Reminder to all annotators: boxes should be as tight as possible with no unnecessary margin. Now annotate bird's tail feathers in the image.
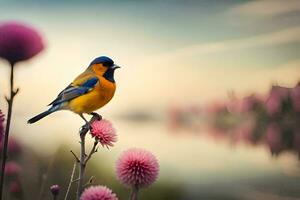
[27,105,60,124]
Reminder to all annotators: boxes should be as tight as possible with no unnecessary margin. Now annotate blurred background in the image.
[0,0,300,199]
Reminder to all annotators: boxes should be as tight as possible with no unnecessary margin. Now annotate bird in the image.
[28,56,120,124]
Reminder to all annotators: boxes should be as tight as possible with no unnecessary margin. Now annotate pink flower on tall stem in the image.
[90,119,117,148]
[80,185,118,200]
[116,148,159,188]
[0,22,44,64]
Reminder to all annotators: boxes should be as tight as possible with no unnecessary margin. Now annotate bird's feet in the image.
[91,112,102,121]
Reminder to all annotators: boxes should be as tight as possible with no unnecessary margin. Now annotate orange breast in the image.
[68,77,116,114]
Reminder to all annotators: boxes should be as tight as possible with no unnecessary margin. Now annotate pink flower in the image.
[80,185,118,200]
[0,111,4,143]
[116,148,159,188]
[90,119,117,148]
[0,21,44,64]
[5,161,21,177]
[0,138,22,156]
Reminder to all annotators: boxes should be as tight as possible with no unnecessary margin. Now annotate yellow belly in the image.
[68,79,116,114]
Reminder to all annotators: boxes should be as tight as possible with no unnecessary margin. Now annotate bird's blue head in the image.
[89,56,120,83]
[89,56,115,68]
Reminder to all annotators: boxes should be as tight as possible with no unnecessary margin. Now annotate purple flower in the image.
[50,185,60,196]
[116,148,159,188]
[80,185,118,200]
[0,21,44,64]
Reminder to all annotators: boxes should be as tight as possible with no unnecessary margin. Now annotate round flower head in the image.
[50,184,60,196]
[90,119,117,148]
[116,148,159,188]
[0,22,44,64]
[80,185,118,200]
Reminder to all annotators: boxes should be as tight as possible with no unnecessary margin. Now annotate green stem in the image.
[129,186,139,200]
[0,63,19,200]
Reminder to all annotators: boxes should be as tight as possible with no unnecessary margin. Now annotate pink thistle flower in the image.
[116,148,159,188]
[0,21,44,64]
[90,119,117,148]
[5,161,21,177]
[80,185,118,200]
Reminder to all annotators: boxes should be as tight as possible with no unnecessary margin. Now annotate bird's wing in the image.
[48,74,99,106]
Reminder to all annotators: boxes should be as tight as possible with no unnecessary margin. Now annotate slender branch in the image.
[76,129,86,200]
[83,176,95,187]
[38,151,56,200]
[0,63,19,200]
[76,114,101,200]
[70,150,80,163]
[64,162,77,200]
[84,140,98,165]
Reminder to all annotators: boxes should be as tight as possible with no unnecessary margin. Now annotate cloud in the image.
[229,0,300,18]
[158,26,300,59]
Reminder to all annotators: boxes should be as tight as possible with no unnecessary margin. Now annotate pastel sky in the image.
[0,0,299,184]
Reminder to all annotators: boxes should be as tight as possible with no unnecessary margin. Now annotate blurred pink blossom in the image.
[80,185,118,200]
[90,119,117,148]
[265,86,289,116]
[0,138,22,155]
[116,148,159,188]
[5,161,21,177]
[0,21,44,64]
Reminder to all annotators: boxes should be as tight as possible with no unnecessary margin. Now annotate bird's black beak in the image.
[112,64,121,70]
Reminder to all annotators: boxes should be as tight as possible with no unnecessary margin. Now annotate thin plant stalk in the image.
[76,115,100,200]
[76,131,87,200]
[64,162,77,200]
[129,186,139,200]
[0,63,19,200]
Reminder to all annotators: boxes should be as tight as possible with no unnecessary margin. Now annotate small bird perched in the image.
[28,56,120,124]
